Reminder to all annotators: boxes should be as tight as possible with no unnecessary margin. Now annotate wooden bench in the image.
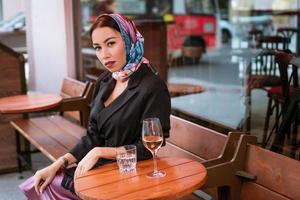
[10,78,94,174]
[203,134,300,200]
[158,115,242,199]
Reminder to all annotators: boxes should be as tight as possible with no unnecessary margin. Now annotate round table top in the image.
[0,93,63,114]
[75,157,207,200]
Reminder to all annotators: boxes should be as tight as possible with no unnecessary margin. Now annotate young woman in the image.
[20,13,170,199]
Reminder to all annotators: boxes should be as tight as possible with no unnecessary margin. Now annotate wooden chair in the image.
[277,27,299,54]
[262,50,298,148]
[11,78,94,175]
[0,42,26,173]
[245,50,280,132]
[257,35,290,50]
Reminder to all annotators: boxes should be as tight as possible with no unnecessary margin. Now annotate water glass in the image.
[116,145,137,173]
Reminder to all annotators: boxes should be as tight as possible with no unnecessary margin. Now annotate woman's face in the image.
[92,27,126,72]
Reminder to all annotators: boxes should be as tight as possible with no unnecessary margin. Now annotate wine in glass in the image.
[142,117,165,178]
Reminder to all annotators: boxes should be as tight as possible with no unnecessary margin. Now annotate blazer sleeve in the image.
[134,82,171,161]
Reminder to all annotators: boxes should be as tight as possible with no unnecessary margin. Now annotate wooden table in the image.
[75,157,207,200]
[167,83,205,97]
[0,93,62,114]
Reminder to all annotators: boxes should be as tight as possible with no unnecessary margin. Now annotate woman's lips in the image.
[104,61,116,68]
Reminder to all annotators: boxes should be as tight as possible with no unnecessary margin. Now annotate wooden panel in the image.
[11,116,86,162]
[60,77,86,98]
[136,20,168,81]
[240,182,289,200]
[60,77,87,122]
[0,42,25,172]
[244,144,300,199]
[0,114,20,172]
[168,115,227,160]
[0,43,26,93]
[158,141,205,162]
[47,115,86,139]
[29,117,84,150]
[11,119,69,161]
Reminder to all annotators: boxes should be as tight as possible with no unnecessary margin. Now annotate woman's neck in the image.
[104,79,128,107]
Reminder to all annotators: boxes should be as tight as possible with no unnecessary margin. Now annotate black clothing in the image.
[69,64,171,166]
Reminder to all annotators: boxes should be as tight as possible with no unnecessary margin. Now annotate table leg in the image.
[15,130,23,179]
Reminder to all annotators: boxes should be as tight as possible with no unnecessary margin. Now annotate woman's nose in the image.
[100,47,110,59]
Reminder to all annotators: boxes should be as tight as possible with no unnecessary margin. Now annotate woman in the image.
[19,13,170,199]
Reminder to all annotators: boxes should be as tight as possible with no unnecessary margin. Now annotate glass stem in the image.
[152,150,158,173]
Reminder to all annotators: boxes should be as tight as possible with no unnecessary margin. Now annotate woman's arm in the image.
[74,146,124,178]
[33,153,77,194]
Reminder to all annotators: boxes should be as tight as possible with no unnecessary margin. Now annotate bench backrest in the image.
[158,115,241,200]
[59,77,88,122]
[158,115,239,162]
[240,144,300,200]
[40,77,94,128]
[0,43,26,96]
[203,134,300,200]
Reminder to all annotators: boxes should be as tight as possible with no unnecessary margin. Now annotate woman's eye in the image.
[107,42,115,47]
[94,46,101,51]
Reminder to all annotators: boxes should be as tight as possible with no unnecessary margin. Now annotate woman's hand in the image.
[74,147,100,179]
[33,165,58,195]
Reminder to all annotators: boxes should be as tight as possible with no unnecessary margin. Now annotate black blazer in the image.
[69,64,171,166]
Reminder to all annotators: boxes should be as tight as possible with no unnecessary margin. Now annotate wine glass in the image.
[142,117,166,178]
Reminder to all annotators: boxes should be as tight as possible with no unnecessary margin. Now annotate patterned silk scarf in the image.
[102,14,149,82]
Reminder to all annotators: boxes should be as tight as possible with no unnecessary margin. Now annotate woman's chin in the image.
[107,66,123,73]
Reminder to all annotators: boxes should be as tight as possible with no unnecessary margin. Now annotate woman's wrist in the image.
[51,158,65,171]
[60,156,69,168]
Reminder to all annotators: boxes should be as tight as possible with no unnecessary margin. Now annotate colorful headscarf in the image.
[101,14,149,82]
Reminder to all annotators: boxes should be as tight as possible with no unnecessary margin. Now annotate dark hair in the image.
[89,15,120,36]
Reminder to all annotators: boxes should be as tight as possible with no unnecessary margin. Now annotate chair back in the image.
[257,35,290,50]
[277,27,299,39]
[248,50,278,77]
[277,27,300,54]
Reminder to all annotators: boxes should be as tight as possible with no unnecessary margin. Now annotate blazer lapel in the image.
[97,89,138,132]
[96,64,147,133]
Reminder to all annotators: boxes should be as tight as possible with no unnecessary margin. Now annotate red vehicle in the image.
[165,0,218,53]
[113,0,218,57]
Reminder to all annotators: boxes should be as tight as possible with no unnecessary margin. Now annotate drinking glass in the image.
[142,117,165,178]
[116,145,137,173]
